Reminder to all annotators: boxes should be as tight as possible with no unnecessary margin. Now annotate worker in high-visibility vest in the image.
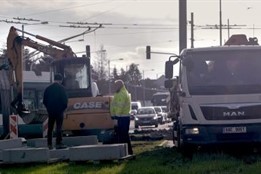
[110,79,133,155]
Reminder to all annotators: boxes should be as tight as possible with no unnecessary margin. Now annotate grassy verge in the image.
[1,141,261,174]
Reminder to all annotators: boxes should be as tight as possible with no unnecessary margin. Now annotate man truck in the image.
[165,34,261,152]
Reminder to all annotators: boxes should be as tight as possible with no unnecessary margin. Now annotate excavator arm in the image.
[6,26,76,116]
[7,27,25,115]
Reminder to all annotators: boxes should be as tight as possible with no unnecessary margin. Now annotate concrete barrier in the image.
[63,136,98,146]
[0,151,2,161]
[27,136,98,147]
[0,138,24,150]
[49,148,69,161]
[2,147,49,163]
[69,143,128,161]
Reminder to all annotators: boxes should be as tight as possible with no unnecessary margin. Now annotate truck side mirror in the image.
[165,58,179,79]
[165,60,174,78]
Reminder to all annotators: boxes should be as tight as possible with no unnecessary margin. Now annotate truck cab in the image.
[165,37,261,151]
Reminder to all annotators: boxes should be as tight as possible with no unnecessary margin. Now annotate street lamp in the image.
[108,58,124,95]
[142,69,154,105]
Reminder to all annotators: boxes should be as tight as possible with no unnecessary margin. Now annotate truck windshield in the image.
[186,49,261,95]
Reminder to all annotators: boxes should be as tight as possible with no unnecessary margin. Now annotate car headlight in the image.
[185,128,199,135]
[135,117,139,121]
[153,116,158,120]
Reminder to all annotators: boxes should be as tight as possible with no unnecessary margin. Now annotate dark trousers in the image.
[116,116,133,155]
[47,112,64,146]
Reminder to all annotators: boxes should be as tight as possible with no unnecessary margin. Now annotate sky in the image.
[1,0,261,79]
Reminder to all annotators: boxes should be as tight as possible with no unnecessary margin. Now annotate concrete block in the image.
[27,136,98,148]
[63,136,98,146]
[26,138,49,147]
[69,143,128,161]
[0,138,23,150]
[50,148,69,161]
[2,147,49,163]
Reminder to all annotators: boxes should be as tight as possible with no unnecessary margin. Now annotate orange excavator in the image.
[6,26,114,141]
[7,27,76,115]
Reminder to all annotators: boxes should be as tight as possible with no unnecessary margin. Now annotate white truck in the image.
[165,35,261,152]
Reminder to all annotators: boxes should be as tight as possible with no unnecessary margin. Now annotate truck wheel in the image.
[177,129,196,157]
[172,121,179,146]
[176,126,182,148]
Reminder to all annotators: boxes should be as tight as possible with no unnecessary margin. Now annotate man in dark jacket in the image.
[43,73,68,149]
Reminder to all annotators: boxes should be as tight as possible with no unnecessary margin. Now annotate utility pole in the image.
[252,24,255,37]
[179,0,187,53]
[219,0,222,46]
[142,70,145,106]
[190,12,194,48]
[227,19,230,39]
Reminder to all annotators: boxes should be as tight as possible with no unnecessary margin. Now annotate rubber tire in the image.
[177,127,195,157]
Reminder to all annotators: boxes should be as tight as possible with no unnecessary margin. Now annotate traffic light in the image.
[86,45,91,58]
[146,46,151,59]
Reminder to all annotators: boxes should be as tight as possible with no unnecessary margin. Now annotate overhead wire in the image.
[23,0,114,17]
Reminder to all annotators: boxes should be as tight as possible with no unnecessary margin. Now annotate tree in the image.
[24,49,32,71]
[119,68,128,82]
[91,45,110,95]
[91,65,99,81]
[126,63,142,85]
[93,44,108,81]
[112,67,119,80]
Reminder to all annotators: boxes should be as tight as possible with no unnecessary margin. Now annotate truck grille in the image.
[201,104,261,120]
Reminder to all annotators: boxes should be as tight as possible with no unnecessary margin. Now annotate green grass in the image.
[1,141,261,174]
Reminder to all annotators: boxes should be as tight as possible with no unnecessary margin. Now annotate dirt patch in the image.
[131,127,173,141]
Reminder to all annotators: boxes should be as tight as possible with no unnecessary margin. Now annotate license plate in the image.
[222,127,247,134]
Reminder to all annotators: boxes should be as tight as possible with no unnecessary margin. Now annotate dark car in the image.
[134,107,158,128]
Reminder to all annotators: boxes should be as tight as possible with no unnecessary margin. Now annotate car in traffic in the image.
[131,101,142,110]
[130,109,137,120]
[160,106,169,113]
[134,107,158,128]
[153,106,166,124]
[159,106,170,122]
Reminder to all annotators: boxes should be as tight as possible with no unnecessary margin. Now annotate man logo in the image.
[223,111,245,117]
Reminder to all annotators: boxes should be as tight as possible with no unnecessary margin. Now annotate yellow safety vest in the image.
[110,86,131,116]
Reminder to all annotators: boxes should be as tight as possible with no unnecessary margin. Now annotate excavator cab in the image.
[51,57,92,98]
[6,26,92,117]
